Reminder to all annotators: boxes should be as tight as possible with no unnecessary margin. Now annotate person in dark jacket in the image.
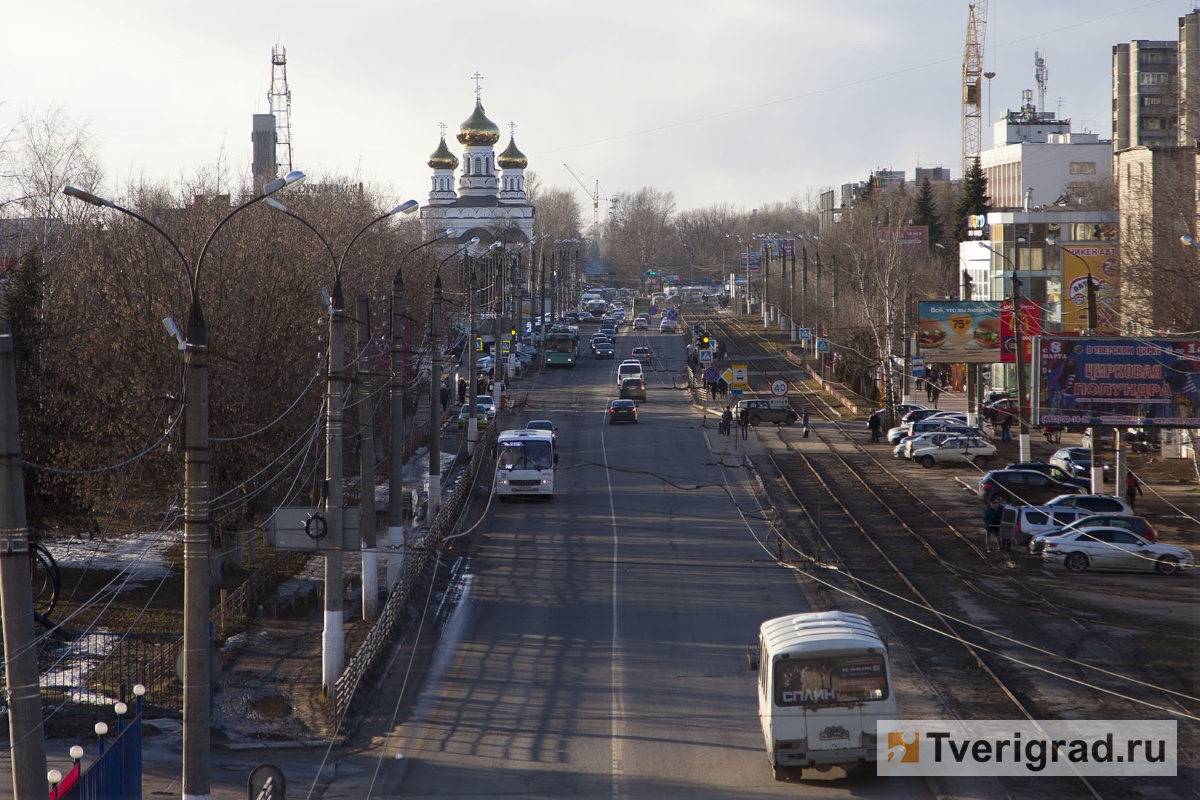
[867,411,882,443]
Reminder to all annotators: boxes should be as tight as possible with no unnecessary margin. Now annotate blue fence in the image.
[58,706,142,799]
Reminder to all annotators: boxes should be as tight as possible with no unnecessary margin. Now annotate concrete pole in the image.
[467,262,479,455]
[387,273,406,590]
[356,294,378,620]
[322,287,345,697]
[429,278,443,520]
[182,305,211,800]
[1012,275,1032,462]
[0,325,48,800]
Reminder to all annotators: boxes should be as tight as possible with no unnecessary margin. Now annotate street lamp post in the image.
[265,197,418,694]
[386,228,456,590]
[64,170,306,800]
[981,242,1032,461]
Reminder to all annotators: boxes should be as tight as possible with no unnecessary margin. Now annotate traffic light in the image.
[700,335,711,349]
[511,327,517,339]
[648,270,657,276]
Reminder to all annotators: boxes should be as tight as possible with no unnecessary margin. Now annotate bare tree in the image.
[606,187,675,287]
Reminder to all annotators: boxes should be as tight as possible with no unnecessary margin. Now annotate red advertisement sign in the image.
[1000,301,1041,364]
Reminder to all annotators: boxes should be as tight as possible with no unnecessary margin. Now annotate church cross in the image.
[471,72,485,98]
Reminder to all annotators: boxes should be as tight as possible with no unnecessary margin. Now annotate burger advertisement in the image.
[916,301,1002,363]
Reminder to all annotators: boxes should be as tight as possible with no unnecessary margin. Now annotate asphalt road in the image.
[358,326,932,799]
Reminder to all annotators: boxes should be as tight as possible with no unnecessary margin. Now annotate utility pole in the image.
[1012,274,1031,461]
[429,277,443,520]
[1085,266,1106,493]
[0,325,48,800]
[388,268,407,591]
[323,282,346,698]
[467,258,479,455]
[356,295,378,620]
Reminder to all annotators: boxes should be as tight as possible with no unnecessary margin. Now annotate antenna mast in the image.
[1035,50,1048,114]
[269,45,293,174]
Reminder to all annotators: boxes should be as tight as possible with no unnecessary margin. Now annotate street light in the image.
[979,241,1032,461]
[386,226,456,591]
[265,196,417,689]
[428,237,481,519]
[64,169,304,799]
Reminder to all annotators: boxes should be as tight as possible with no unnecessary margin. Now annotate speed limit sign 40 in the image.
[770,379,789,397]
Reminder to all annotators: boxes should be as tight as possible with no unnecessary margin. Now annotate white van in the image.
[616,360,644,386]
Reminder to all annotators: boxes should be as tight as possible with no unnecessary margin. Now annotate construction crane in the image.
[961,0,989,176]
[564,163,609,235]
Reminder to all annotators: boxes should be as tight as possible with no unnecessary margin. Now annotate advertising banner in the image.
[758,238,796,259]
[880,226,929,257]
[999,301,1042,364]
[916,301,1001,363]
[1033,337,1200,427]
[1062,246,1120,333]
[739,252,761,273]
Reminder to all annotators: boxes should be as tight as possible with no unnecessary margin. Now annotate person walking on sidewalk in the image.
[739,405,750,440]
[802,407,810,438]
[1000,411,1013,443]
[1125,471,1143,512]
[867,411,882,443]
[720,405,733,437]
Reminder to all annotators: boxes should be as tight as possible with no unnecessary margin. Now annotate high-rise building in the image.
[251,114,277,191]
[1112,39,1179,152]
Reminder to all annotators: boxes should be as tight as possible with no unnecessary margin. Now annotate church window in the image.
[474,157,482,174]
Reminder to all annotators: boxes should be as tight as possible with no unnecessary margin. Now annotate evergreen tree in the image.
[913,176,944,245]
[953,158,991,242]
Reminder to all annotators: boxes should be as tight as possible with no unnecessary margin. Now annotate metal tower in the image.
[269,45,293,174]
[961,1,989,175]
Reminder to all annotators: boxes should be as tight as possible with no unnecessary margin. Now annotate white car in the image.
[894,430,972,459]
[907,435,996,469]
[1041,527,1193,575]
[475,395,498,419]
[1042,494,1133,515]
[616,360,644,386]
[659,318,677,332]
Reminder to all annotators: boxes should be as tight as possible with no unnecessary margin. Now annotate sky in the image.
[4,0,1197,218]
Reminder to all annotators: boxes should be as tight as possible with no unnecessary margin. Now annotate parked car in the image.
[474,395,497,419]
[889,418,985,446]
[1041,528,1192,575]
[976,469,1084,506]
[619,377,647,402]
[895,424,983,452]
[1050,447,1109,481]
[1005,462,1090,491]
[908,435,996,469]
[872,404,926,429]
[1029,514,1158,553]
[457,405,489,430]
[736,399,798,426]
[982,389,1012,406]
[607,399,638,424]
[1042,494,1133,515]
[895,430,966,459]
[999,505,1095,547]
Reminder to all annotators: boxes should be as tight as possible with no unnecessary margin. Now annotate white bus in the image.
[750,611,896,779]
[495,429,557,500]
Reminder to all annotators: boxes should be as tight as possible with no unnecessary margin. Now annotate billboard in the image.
[758,238,796,258]
[916,301,1001,363]
[999,300,1042,364]
[880,226,929,257]
[1033,337,1200,427]
[739,252,761,272]
[1062,245,1120,333]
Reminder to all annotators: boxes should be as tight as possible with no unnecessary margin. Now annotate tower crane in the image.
[564,164,610,235]
[961,0,989,176]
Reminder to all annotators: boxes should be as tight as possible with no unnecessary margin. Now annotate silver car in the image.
[1041,527,1193,575]
[907,435,996,469]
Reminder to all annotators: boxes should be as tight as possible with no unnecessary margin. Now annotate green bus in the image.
[543,327,579,367]
[633,297,651,318]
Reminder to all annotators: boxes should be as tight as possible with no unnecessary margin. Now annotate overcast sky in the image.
[5,1,1195,217]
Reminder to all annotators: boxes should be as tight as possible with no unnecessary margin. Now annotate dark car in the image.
[619,377,646,402]
[737,399,798,426]
[607,399,638,424]
[1050,447,1110,482]
[976,469,1083,506]
[594,342,615,359]
[525,419,557,444]
[1005,462,1090,491]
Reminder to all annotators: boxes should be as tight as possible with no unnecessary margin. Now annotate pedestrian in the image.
[1001,412,1013,443]
[802,407,810,439]
[1125,472,1143,511]
[721,405,733,436]
[982,495,1003,553]
[926,368,938,403]
[440,379,450,411]
[457,377,467,405]
[930,382,941,410]
[867,411,882,443]
[739,405,750,440]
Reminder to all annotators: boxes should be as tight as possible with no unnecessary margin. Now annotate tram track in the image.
[692,306,1200,798]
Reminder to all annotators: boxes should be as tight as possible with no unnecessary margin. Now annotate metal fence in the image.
[59,708,142,798]
[334,422,497,722]
[38,630,183,716]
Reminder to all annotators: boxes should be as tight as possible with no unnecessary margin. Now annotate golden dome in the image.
[457,99,500,146]
[497,137,527,169]
[428,137,459,170]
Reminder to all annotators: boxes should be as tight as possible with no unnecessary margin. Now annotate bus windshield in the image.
[498,439,554,471]
[773,654,888,707]
[545,335,576,353]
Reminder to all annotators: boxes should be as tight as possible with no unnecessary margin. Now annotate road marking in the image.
[602,431,625,800]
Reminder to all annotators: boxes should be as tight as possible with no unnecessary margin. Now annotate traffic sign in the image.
[721,368,735,385]
[731,388,743,396]
[699,350,713,363]
[650,305,659,315]
[771,379,789,397]
[816,339,831,353]
[731,364,749,389]
[797,328,812,340]
[668,309,679,320]
[911,355,925,378]
[703,367,719,383]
